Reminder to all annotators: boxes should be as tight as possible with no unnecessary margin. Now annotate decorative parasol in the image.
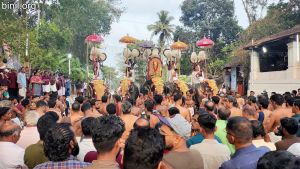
[85,34,103,43]
[171,41,188,50]
[196,37,214,48]
[138,40,154,49]
[119,35,138,44]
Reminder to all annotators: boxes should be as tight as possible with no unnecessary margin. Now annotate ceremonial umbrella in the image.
[170,41,188,75]
[138,40,154,49]
[119,35,138,44]
[85,34,103,43]
[171,41,188,50]
[196,37,215,78]
[196,37,214,48]
[85,34,104,82]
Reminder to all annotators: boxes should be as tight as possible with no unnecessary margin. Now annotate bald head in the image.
[216,106,231,120]
[134,118,150,129]
[0,121,21,143]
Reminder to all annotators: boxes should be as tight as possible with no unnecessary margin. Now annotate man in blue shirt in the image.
[220,116,269,169]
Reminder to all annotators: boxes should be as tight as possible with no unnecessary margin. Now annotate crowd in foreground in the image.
[1,77,300,169]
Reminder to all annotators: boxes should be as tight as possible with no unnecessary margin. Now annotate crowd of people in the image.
[1,71,300,169]
[0,67,74,100]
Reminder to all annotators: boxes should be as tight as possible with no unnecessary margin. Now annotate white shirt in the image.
[190,139,231,169]
[76,137,96,162]
[287,143,300,156]
[17,126,40,149]
[0,141,26,169]
[252,139,276,151]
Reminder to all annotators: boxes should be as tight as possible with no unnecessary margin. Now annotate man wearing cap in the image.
[0,121,26,169]
[160,124,204,169]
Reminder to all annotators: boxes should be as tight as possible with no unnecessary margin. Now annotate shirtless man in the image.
[120,101,138,140]
[154,94,169,117]
[142,99,160,128]
[99,95,108,115]
[35,100,48,117]
[174,93,191,122]
[47,99,62,121]
[81,102,100,118]
[225,96,242,117]
[70,102,84,136]
[257,96,272,132]
[269,94,293,132]
[126,98,142,117]
[89,98,100,115]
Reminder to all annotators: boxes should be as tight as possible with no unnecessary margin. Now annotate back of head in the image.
[101,95,108,103]
[72,101,80,112]
[89,99,96,106]
[36,100,48,108]
[293,96,300,109]
[121,101,132,114]
[0,107,10,119]
[0,121,21,142]
[48,99,56,108]
[251,120,266,138]
[81,102,92,113]
[227,95,238,107]
[257,151,296,169]
[168,107,180,116]
[124,127,164,169]
[242,104,257,117]
[258,96,269,109]
[216,106,231,120]
[44,123,74,162]
[75,96,84,104]
[270,94,284,106]
[248,96,257,104]
[134,118,150,129]
[227,116,253,143]
[113,94,121,102]
[90,116,125,153]
[174,93,182,102]
[204,101,215,112]
[198,113,217,134]
[154,94,163,105]
[21,98,30,107]
[106,103,117,115]
[212,96,220,104]
[37,112,59,140]
[285,95,294,107]
[144,99,155,112]
[25,111,39,126]
[280,117,298,135]
[81,117,95,136]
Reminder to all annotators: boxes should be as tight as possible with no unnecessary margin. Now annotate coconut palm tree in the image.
[147,10,175,49]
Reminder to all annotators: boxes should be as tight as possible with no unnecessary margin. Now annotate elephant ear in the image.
[152,48,160,57]
[143,49,152,57]
[131,49,140,58]
[98,53,107,61]
[164,49,173,60]
[123,48,131,59]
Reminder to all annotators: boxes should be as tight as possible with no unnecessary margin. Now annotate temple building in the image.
[244,25,300,94]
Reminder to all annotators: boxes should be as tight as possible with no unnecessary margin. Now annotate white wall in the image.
[248,38,300,95]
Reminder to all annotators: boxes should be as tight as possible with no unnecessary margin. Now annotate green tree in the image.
[180,0,242,43]
[147,10,175,49]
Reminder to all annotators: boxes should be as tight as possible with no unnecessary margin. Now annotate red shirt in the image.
[8,71,18,88]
